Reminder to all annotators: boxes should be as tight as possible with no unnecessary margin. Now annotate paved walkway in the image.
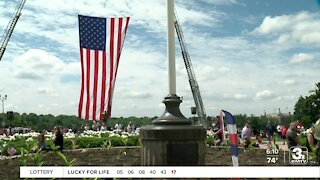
[258,140,289,151]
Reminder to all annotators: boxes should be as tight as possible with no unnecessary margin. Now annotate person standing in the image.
[296,120,304,134]
[114,122,119,130]
[281,124,288,139]
[53,126,64,152]
[127,122,134,134]
[306,124,318,152]
[100,123,107,131]
[241,121,252,149]
[265,121,275,147]
[92,121,98,131]
[210,117,223,146]
[286,122,299,149]
[84,124,90,131]
[276,124,283,138]
[314,119,320,164]
[96,122,101,131]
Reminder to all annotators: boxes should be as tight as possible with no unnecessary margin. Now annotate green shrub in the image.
[0,133,146,155]
[126,136,140,146]
[109,136,126,146]
[299,133,307,147]
[63,138,73,150]
[45,140,54,149]
[100,133,110,138]
[207,136,214,146]
[76,137,108,148]
[1,138,35,156]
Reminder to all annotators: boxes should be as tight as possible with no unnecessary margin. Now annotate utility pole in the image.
[0,94,7,128]
[0,94,7,114]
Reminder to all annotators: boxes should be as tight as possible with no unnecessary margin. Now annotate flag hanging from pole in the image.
[219,110,225,142]
[222,110,239,166]
[78,15,130,121]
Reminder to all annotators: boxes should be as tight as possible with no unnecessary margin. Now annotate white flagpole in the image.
[167,0,176,95]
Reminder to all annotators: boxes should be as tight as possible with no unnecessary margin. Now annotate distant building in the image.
[267,113,279,118]
[266,112,292,124]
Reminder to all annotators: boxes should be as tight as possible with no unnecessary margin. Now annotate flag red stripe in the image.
[92,50,99,120]
[106,18,115,118]
[85,49,91,120]
[78,48,85,118]
[229,134,238,145]
[115,18,122,76]
[115,17,129,78]
[99,51,107,121]
[124,17,130,35]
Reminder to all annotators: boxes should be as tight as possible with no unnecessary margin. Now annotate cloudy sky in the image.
[0,0,319,118]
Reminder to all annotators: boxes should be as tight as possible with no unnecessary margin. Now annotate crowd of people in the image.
[208,116,320,159]
[3,116,320,162]
[82,121,137,134]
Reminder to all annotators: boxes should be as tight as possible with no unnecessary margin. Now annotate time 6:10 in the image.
[266,148,279,155]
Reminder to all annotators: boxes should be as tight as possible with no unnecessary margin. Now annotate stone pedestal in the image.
[140,95,206,165]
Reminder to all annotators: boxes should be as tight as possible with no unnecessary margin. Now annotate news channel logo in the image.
[289,146,308,165]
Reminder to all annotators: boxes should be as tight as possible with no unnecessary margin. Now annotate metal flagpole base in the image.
[140,94,206,165]
[152,94,192,125]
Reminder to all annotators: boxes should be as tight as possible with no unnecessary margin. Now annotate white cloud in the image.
[282,79,296,86]
[38,104,45,109]
[5,104,18,111]
[199,0,238,6]
[13,49,79,78]
[234,93,247,100]
[253,16,291,34]
[125,92,152,99]
[193,65,230,82]
[289,53,314,64]
[36,88,58,96]
[15,72,43,80]
[219,93,248,101]
[255,90,275,100]
[253,11,320,46]
[0,0,223,53]
[13,49,64,77]
[0,49,81,115]
[177,8,223,27]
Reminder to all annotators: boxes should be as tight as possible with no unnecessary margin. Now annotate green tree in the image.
[294,82,320,127]
[26,113,39,127]
[234,114,248,128]
[20,113,27,127]
[12,112,22,127]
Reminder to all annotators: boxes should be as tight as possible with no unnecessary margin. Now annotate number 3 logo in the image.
[291,147,302,160]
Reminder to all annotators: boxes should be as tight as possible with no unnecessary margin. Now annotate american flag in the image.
[222,110,239,166]
[78,15,130,121]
